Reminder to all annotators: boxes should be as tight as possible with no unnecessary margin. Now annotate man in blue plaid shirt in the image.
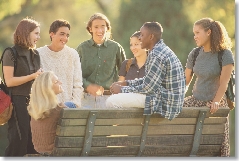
[106,22,186,120]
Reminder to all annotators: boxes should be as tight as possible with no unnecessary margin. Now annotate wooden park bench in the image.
[44,106,229,157]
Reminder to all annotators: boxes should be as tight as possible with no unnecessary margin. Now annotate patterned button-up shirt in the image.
[121,39,186,120]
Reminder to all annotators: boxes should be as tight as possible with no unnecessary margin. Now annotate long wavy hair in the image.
[86,13,112,39]
[13,17,40,49]
[27,71,59,120]
[194,17,232,53]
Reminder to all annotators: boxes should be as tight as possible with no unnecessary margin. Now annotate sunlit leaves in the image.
[0,0,26,20]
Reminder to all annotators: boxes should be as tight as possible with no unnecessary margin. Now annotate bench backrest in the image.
[52,107,230,157]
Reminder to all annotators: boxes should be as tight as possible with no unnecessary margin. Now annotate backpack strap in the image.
[217,50,224,70]
[126,58,134,73]
[1,47,18,71]
[11,47,18,74]
[217,49,235,109]
[191,47,201,76]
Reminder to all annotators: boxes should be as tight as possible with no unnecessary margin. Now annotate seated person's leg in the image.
[96,95,111,108]
[106,93,146,108]
[81,93,95,108]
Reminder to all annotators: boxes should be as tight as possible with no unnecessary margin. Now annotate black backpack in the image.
[0,47,18,95]
[191,47,235,110]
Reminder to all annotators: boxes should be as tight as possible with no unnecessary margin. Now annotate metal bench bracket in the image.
[137,115,150,156]
[190,110,207,156]
[81,111,98,156]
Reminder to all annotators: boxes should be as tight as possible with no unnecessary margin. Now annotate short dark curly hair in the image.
[49,19,70,41]
[143,22,163,41]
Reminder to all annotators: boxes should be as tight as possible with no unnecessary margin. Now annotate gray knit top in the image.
[186,48,234,101]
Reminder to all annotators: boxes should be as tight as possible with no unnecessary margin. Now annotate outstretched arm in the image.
[121,55,166,94]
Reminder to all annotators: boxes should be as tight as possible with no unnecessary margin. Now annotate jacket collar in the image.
[14,45,38,57]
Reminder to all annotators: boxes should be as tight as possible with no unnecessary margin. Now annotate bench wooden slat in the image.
[60,107,230,119]
[59,117,227,126]
[147,125,225,135]
[56,124,225,136]
[55,135,224,148]
[52,144,221,156]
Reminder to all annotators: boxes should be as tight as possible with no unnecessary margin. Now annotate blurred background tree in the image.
[0,0,235,156]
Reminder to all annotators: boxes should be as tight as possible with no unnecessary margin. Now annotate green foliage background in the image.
[0,0,235,156]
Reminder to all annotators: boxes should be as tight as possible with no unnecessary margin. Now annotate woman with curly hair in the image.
[184,17,234,157]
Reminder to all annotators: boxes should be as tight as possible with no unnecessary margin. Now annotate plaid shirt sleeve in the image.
[121,54,166,94]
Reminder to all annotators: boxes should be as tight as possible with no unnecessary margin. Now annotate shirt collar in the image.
[89,38,108,47]
[130,58,145,68]
[149,39,164,54]
[151,39,163,50]
[14,45,38,57]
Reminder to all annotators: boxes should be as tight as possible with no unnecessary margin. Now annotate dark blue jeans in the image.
[5,95,38,156]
